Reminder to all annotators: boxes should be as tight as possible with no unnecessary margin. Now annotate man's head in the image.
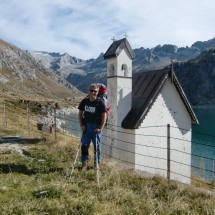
[89,83,99,101]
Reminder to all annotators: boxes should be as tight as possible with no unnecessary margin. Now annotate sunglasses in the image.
[90,89,98,93]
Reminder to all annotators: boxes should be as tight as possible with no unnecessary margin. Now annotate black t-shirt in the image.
[78,97,106,125]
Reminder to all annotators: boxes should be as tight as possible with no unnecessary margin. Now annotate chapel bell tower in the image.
[103,37,135,127]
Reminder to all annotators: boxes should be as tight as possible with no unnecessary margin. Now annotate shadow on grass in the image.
[0,163,64,175]
[0,137,46,144]
[0,163,36,175]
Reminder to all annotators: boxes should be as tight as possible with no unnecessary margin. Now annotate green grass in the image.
[0,99,214,214]
[0,141,214,214]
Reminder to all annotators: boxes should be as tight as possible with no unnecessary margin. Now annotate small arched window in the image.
[121,64,128,77]
[109,64,114,76]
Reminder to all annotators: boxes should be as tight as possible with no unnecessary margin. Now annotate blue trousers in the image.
[81,123,102,163]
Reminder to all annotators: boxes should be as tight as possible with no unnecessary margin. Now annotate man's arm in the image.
[100,112,107,130]
[78,110,85,132]
[95,112,107,133]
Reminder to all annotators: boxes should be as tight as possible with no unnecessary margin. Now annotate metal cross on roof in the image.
[123,33,128,39]
[111,36,116,42]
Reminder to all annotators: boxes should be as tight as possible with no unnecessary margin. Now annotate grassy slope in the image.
[0,142,214,215]
[0,99,214,214]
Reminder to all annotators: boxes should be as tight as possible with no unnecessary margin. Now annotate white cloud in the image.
[0,0,214,59]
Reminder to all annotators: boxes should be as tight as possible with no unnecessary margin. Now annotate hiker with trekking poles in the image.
[78,83,107,171]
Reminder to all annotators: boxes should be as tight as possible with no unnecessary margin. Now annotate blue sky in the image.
[0,0,214,59]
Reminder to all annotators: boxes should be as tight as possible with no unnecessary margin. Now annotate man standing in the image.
[78,83,107,170]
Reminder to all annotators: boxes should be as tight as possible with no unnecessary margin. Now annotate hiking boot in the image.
[81,162,88,171]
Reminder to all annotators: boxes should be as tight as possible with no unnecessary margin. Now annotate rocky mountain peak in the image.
[191,37,215,51]
[153,44,178,54]
[0,38,82,99]
[174,47,215,106]
[4,36,214,106]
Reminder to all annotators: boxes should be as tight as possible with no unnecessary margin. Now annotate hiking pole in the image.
[95,134,100,187]
[66,141,81,182]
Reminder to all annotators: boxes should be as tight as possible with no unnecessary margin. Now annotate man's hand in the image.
[94,128,101,133]
[81,125,86,133]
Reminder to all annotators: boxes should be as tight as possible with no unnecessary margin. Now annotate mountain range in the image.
[30,37,215,106]
[1,37,215,106]
[0,39,82,101]
[174,48,215,106]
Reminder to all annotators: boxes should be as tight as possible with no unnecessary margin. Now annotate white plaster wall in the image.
[106,49,132,78]
[135,79,192,184]
[106,57,116,77]
[102,126,135,166]
[104,46,192,184]
[103,75,134,164]
[102,49,135,164]
[107,78,132,126]
[116,49,132,77]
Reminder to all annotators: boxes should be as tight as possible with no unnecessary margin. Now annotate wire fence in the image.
[0,100,215,186]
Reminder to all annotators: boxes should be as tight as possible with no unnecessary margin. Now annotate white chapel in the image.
[102,38,198,184]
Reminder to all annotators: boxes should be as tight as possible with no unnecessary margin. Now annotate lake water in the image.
[57,113,82,138]
[192,107,215,182]
[57,107,215,183]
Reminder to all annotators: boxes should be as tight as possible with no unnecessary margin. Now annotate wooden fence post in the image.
[167,124,170,180]
[26,102,30,137]
[54,108,57,143]
[4,102,7,128]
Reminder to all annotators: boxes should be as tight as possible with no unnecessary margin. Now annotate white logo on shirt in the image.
[85,106,96,113]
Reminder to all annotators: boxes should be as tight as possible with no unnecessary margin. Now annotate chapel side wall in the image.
[135,79,192,184]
